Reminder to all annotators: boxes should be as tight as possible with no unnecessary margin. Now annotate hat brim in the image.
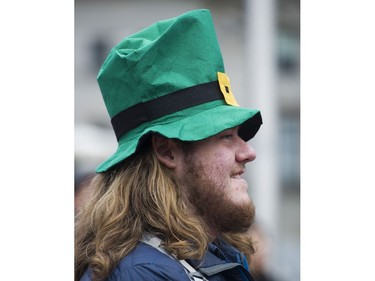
[96,100,262,172]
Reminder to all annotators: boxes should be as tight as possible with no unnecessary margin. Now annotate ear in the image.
[151,134,178,168]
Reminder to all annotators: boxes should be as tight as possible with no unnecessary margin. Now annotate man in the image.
[75,9,263,281]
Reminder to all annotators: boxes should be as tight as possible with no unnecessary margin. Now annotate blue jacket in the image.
[81,239,254,281]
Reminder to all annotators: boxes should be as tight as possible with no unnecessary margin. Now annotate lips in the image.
[230,169,245,179]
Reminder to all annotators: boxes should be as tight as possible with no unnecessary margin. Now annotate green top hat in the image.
[96,9,262,172]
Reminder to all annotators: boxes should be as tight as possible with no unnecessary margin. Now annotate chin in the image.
[229,178,249,193]
[230,193,252,205]
[238,197,252,206]
[230,181,249,195]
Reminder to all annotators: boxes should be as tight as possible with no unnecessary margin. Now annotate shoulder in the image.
[108,242,191,281]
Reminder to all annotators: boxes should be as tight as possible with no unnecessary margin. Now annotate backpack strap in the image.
[141,233,209,281]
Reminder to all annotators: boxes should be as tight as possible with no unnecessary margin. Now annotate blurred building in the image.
[75,0,300,280]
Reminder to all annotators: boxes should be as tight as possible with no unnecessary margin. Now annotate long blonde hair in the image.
[75,146,210,281]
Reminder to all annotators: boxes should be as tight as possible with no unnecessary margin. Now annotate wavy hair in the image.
[74,144,210,281]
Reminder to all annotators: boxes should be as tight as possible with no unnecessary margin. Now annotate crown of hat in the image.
[97,9,224,127]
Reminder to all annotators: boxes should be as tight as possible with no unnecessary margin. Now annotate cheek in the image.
[207,163,229,188]
[194,153,226,176]
[185,150,232,189]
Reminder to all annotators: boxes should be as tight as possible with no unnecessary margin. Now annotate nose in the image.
[236,139,256,163]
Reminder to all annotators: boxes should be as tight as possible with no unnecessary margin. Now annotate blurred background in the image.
[75,0,300,280]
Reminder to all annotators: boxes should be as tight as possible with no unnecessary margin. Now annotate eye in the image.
[220,133,234,140]
[218,128,237,141]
